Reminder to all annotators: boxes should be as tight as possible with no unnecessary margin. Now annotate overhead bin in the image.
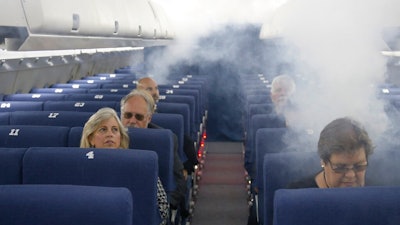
[0,0,174,50]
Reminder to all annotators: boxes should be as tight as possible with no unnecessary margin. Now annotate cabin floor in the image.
[191,141,248,225]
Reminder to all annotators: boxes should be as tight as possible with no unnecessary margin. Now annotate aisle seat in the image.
[0,125,70,148]
[0,101,43,112]
[23,147,160,225]
[0,184,133,225]
[274,186,400,225]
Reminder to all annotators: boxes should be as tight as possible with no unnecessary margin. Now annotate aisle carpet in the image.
[191,142,248,225]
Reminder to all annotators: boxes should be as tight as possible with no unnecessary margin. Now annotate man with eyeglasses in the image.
[289,117,374,188]
[137,77,199,176]
[120,89,187,219]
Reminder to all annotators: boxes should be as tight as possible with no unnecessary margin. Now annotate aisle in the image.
[191,142,248,225]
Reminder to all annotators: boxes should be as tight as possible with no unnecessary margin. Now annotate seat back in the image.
[51,83,101,89]
[152,113,186,161]
[30,88,88,94]
[0,148,27,184]
[66,93,125,101]
[274,186,400,225]
[0,125,70,147]
[0,101,43,112]
[68,126,83,147]
[101,83,136,89]
[263,151,320,225]
[254,128,288,224]
[244,114,286,178]
[23,147,160,225]
[0,112,10,125]
[156,102,191,136]
[255,128,288,186]
[366,148,400,186]
[3,93,67,101]
[245,94,271,105]
[245,103,273,131]
[159,88,201,122]
[159,95,196,139]
[88,88,131,95]
[44,100,119,112]
[0,184,133,225]
[128,127,175,192]
[9,111,93,127]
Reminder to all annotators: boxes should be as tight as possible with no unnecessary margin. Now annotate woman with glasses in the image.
[289,117,374,188]
[80,107,169,225]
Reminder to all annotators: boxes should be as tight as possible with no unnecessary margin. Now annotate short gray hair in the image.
[120,89,155,114]
[270,74,296,95]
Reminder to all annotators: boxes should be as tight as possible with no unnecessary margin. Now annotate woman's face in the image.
[323,148,368,188]
[89,117,121,149]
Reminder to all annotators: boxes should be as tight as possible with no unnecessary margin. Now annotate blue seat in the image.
[245,94,271,105]
[244,114,286,178]
[156,102,191,137]
[0,148,27,184]
[0,184,133,225]
[0,125,70,147]
[44,100,119,112]
[244,103,274,132]
[159,95,197,140]
[82,76,124,81]
[0,112,10,125]
[51,83,101,89]
[101,83,136,89]
[263,151,320,225]
[30,88,88,94]
[273,186,400,225]
[366,148,400,186]
[128,128,175,193]
[3,93,67,101]
[0,101,43,112]
[68,79,114,84]
[68,126,83,147]
[253,128,288,224]
[159,88,202,123]
[23,147,160,225]
[66,93,125,101]
[152,113,186,161]
[115,67,139,75]
[159,84,205,110]
[87,88,131,95]
[9,111,93,127]
[94,73,135,79]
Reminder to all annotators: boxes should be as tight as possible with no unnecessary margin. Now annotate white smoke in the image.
[266,0,400,142]
[147,0,289,80]
[148,0,400,147]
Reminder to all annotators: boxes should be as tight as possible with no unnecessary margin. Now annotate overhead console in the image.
[0,0,173,50]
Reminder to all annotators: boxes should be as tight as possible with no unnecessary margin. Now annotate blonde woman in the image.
[81,107,169,224]
[80,107,129,149]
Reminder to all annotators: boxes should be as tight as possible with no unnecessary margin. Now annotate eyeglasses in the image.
[123,112,146,121]
[327,160,368,174]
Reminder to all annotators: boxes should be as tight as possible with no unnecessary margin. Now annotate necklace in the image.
[323,171,330,188]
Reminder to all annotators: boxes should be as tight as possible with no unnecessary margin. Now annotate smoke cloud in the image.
[147,0,288,81]
[264,0,400,148]
[148,0,400,146]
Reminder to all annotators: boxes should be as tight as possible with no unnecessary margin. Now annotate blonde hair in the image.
[80,107,129,149]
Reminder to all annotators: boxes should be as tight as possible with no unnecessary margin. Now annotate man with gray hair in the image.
[120,89,187,219]
[270,74,296,115]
